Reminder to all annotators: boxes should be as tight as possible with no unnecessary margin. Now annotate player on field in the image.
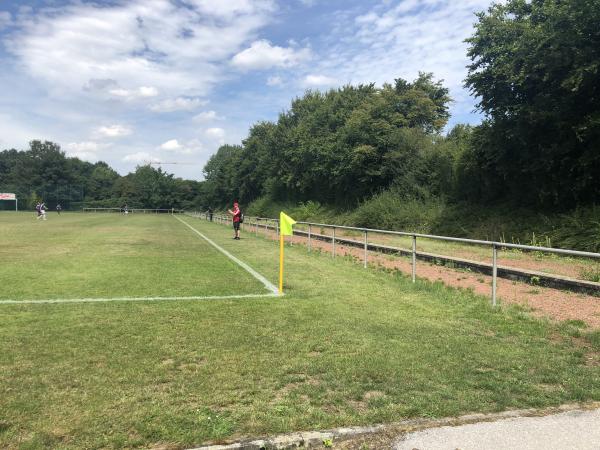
[228,201,241,240]
[37,202,47,220]
[56,204,62,215]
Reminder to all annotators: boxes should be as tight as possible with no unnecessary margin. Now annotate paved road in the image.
[395,408,600,450]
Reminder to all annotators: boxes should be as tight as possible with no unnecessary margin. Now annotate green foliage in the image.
[350,189,445,233]
[586,331,600,351]
[200,74,452,208]
[247,194,600,253]
[548,207,600,253]
[246,197,331,223]
[580,266,600,283]
[0,141,204,210]
[465,0,600,206]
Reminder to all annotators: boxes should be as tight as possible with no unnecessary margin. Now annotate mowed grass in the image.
[0,212,266,300]
[1,214,599,449]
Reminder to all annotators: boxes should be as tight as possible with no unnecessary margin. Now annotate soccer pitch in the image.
[0,212,275,302]
[1,212,599,449]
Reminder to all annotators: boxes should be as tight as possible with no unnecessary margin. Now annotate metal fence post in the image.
[332,227,336,258]
[308,224,312,252]
[364,230,368,268]
[412,235,417,283]
[492,243,498,307]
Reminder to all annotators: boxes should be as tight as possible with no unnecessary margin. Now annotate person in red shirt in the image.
[227,201,241,240]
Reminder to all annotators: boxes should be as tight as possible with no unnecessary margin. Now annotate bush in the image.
[549,207,600,253]
[350,189,445,233]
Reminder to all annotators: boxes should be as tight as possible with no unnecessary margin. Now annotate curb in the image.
[188,402,600,450]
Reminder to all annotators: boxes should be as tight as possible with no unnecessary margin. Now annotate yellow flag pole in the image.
[279,232,284,294]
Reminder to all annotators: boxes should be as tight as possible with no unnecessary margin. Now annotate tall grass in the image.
[246,193,600,252]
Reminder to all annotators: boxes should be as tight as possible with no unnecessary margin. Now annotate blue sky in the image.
[0,0,495,180]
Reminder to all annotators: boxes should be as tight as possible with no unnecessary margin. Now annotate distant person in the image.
[123,204,129,215]
[56,204,62,215]
[35,202,41,219]
[227,201,241,240]
[38,202,47,221]
[207,207,213,222]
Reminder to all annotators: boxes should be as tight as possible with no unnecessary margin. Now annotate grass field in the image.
[1,212,599,449]
[0,212,269,300]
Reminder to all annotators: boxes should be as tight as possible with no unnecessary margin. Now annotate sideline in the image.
[174,215,279,295]
[0,293,279,305]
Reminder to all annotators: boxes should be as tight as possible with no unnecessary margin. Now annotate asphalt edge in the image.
[188,402,600,450]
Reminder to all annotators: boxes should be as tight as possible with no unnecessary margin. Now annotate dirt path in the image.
[247,224,600,329]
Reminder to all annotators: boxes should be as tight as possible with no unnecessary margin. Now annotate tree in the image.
[0,142,204,209]
[465,0,600,206]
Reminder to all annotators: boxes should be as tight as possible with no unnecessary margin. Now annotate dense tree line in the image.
[0,141,202,210]
[464,0,600,206]
[202,73,463,208]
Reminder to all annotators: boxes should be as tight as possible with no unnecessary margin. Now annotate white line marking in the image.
[0,293,279,305]
[174,215,280,295]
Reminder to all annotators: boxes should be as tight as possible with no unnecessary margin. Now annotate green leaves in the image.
[201,76,452,208]
[465,0,600,206]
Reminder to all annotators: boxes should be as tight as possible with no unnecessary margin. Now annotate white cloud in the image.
[0,11,12,30]
[108,86,158,98]
[232,40,311,70]
[267,75,283,86]
[303,0,492,122]
[65,141,99,161]
[158,138,203,155]
[205,127,225,139]
[123,152,159,163]
[303,74,338,87]
[192,110,224,122]
[138,86,158,97]
[185,0,274,20]
[6,0,275,100]
[159,139,181,151]
[150,97,207,112]
[66,149,98,162]
[107,88,129,97]
[204,127,226,145]
[96,124,132,138]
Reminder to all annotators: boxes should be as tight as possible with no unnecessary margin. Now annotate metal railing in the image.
[83,207,184,214]
[187,212,600,306]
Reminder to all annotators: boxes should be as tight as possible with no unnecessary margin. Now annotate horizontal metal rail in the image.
[291,221,600,259]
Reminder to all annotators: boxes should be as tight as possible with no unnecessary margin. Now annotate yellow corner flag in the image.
[280,211,296,236]
[279,212,296,294]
